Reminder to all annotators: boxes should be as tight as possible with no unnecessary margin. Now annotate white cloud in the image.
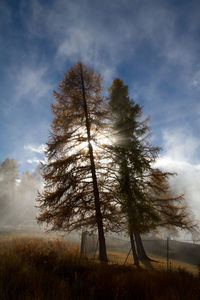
[161,129,200,163]
[155,129,200,220]
[24,144,46,166]
[18,0,200,90]
[24,144,46,154]
[20,0,118,81]
[14,66,51,102]
[27,158,41,164]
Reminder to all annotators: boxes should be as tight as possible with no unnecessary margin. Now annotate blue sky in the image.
[1,0,200,220]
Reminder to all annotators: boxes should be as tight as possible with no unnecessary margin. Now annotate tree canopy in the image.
[107,78,196,264]
[37,62,118,261]
[36,65,198,264]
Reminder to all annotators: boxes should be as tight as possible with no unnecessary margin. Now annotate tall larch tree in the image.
[108,78,159,266]
[37,62,116,262]
[108,79,197,265]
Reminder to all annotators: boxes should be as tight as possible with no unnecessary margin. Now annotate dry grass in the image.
[107,250,199,275]
[0,234,200,299]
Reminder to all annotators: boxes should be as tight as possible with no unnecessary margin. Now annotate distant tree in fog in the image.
[17,168,42,225]
[0,157,19,224]
[0,158,42,227]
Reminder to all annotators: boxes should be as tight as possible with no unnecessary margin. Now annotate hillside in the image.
[105,237,200,266]
[1,235,200,300]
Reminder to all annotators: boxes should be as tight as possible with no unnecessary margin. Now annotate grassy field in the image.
[0,233,200,299]
[107,250,199,275]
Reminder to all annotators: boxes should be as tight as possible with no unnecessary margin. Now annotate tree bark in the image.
[134,232,151,261]
[80,63,108,262]
[130,231,139,266]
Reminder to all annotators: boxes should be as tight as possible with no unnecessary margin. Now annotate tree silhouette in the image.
[108,79,197,265]
[108,78,159,265]
[37,62,117,262]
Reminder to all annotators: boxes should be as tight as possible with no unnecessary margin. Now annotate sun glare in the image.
[78,131,113,153]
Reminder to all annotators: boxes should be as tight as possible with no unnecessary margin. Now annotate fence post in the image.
[167,236,169,271]
[123,248,132,265]
[80,231,87,256]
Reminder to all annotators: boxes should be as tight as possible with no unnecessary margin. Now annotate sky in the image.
[1,0,200,221]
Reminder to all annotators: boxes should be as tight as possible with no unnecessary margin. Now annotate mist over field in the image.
[0,157,198,244]
[156,130,200,226]
[0,158,42,229]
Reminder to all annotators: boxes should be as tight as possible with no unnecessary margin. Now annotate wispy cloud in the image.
[11,0,200,93]
[27,158,41,164]
[161,129,200,163]
[24,143,46,166]
[155,129,200,220]
[13,66,51,103]
[24,144,46,154]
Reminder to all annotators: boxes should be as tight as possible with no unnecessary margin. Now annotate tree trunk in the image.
[130,231,139,266]
[80,63,108,262]
[134,232,151,261]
